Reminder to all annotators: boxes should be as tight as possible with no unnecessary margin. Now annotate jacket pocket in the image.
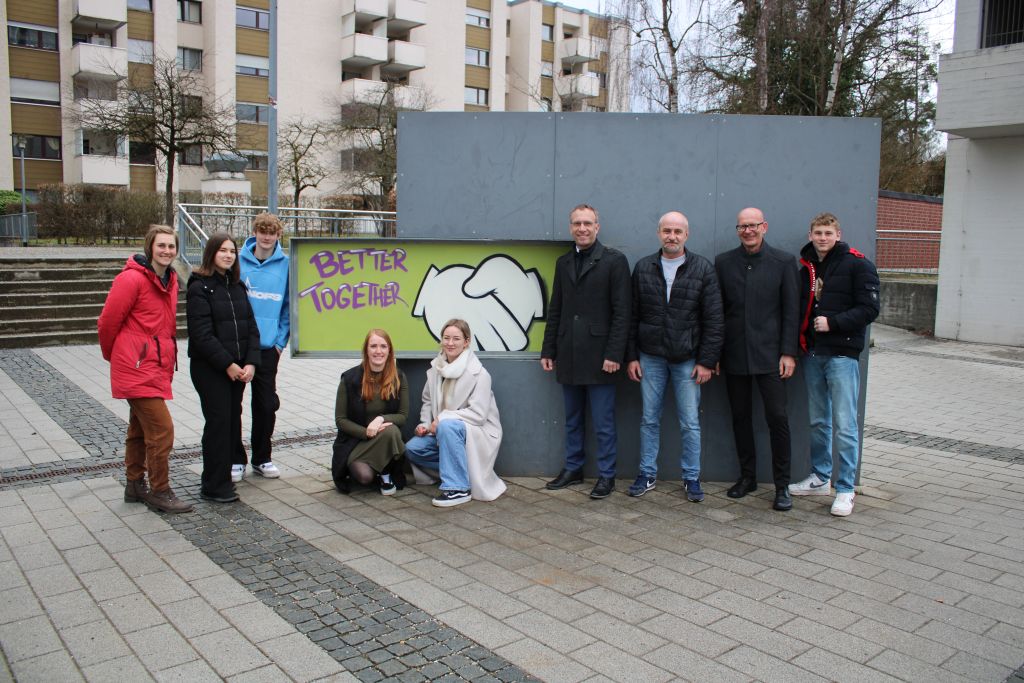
[589,325,608,337]
[135,341,149,369]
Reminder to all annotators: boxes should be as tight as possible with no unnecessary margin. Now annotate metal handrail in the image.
[176,203,398,266]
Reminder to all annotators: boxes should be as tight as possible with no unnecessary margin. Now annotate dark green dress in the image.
[335,369,408,472]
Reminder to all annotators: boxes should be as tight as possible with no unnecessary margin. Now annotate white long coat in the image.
[415,351,506,501]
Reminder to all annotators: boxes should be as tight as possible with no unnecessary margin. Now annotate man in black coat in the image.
[789,212,879,517]
[624,211,723,502]
[715,207,800,511]
[541,204,631,499]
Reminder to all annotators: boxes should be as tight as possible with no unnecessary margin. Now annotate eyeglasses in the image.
[735,222,765,232]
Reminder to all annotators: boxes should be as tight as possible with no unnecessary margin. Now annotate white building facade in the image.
[934,0,1024,345]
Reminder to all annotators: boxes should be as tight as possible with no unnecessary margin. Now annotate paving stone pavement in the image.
[1,324,1024,682]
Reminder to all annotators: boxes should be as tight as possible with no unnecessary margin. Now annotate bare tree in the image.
[71,55,236,223]
[333,80,433,211]
[278,118,333,207]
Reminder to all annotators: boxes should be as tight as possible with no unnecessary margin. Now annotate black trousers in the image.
[242,347,280,467]
[190,356,245,497]
[725,372,792,488]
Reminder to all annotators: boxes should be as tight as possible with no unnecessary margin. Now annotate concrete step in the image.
[3,278,137,294]
[0,326,187,349]
[0,312,187,335]
[0,266,125,283]
[0,290,114,307]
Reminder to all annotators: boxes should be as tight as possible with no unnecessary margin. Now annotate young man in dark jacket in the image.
[625,211,723,501]
[716,207,800,511]
[790,212,879,516]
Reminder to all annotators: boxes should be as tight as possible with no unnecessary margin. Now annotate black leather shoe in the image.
[590,477,615,499]
[773,488,793,511]
[727,477,757,499]
[200,490,240,503]
[546,468,584,490]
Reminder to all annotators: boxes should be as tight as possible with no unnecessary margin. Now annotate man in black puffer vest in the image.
[624,211,723,502]
[789,212,879,517]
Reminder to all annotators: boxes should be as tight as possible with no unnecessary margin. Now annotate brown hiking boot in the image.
[124,478,149,503]
[144,487,194,514]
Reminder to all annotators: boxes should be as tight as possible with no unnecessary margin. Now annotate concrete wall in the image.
[395,112,882,483]
[935,135,1024,346]
[877,277,937,334]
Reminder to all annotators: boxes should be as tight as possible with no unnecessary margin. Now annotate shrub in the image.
[0,190,24,213]
[35,184,164,243]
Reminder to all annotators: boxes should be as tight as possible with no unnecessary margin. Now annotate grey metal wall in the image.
[396,112,881,483]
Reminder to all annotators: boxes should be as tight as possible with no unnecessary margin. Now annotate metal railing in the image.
[176,204,397,266]
[0,212,38,245]
[876,228,941,274]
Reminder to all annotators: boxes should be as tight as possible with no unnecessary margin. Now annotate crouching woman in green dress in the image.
[332,328,408,494]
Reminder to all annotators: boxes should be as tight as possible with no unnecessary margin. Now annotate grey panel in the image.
[396,112,881,485]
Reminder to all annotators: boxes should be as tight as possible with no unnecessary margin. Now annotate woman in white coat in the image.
[405,319,505,507]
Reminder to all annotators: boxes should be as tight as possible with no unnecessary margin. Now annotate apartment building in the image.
[933,0,1023,345]
[2,0,630,201]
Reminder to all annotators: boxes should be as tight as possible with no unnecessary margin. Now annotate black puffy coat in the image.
[186,272,261,370]
[626,249,724,368]
[541,240,631,385]
[715,242,799,375]
[798,241,880,357]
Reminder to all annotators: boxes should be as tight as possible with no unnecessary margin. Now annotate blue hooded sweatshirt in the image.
[239,235,290,350]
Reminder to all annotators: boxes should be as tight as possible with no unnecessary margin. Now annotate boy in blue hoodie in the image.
[235,212,290,480]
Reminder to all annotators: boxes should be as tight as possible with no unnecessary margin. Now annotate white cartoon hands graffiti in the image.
[412,255,545,351]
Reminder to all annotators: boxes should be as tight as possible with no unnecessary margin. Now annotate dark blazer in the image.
[541,240,631,385]
[626,249,724,368]
[715,242,800,375]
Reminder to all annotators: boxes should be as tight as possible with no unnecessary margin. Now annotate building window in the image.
[464,86,488,106]
[177,47,203,70]
[541,61,554,78]
[128,0,152,10]
[465,47,489,67]
[7,24,58,51]
[237,54,269,77]
[236,102,269,124]
[540,98,552,112]
[79,130,123,157]
[130,141,156,165]
[236,7,270,30]
[10,78,60,105]
[128,39,154,63]
[243,152,268,171]
[597,72,608,89]
[541,23,554,41]
[465,8,490,28]
[181,145,203,166]
[178,0,202,23]
[982,0,1024,47]
[178,95,203,115]
[13,135,61,160]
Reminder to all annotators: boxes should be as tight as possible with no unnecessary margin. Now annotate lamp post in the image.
[12,134,28,247]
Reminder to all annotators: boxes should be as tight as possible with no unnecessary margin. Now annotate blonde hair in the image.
[810,212,840,230]
[253,212,283,235]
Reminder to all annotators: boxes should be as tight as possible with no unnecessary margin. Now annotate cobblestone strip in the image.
[0,348,127,456]
[874,344,1024,369]
[864,425,1024,465]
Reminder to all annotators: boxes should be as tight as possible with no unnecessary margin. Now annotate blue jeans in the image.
[405,420,470,492]
[639,353,701,480]
[562,383,617,478]
[803,353,861,493]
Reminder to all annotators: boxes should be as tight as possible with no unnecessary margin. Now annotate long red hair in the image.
[361,328,400,401]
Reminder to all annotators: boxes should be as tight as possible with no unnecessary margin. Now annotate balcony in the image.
[559,37,601,65]
[556,73,600,101]
[340,33,388,69]
[73,0,126,31]
[77,154,130,185]
[341,0,388,31]
[71,43,128,81]
[936,43,1024,138]
[381,40,425,75]
[388,0,426,36]
[338,78,425,109]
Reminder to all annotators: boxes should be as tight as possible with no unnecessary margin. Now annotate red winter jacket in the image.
[97,255,179,399]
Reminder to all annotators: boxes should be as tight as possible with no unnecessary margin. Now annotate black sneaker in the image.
[432,490,471,508]
[379,476,397,496]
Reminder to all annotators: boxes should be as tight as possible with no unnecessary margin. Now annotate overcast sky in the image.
[564,0,956,52]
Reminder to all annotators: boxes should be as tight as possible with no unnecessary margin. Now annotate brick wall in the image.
[876,190,943,272]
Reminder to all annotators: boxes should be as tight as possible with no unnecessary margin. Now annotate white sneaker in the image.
[789,474,831,496]
[254,462,280,478]
[231,464,245,483]
[831,492,855,516]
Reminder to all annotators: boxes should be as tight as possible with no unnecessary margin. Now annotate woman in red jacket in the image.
[97,224,192,514]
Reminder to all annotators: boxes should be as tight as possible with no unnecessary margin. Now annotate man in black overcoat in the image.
[540,204,631,499]
[715,207,800,511]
